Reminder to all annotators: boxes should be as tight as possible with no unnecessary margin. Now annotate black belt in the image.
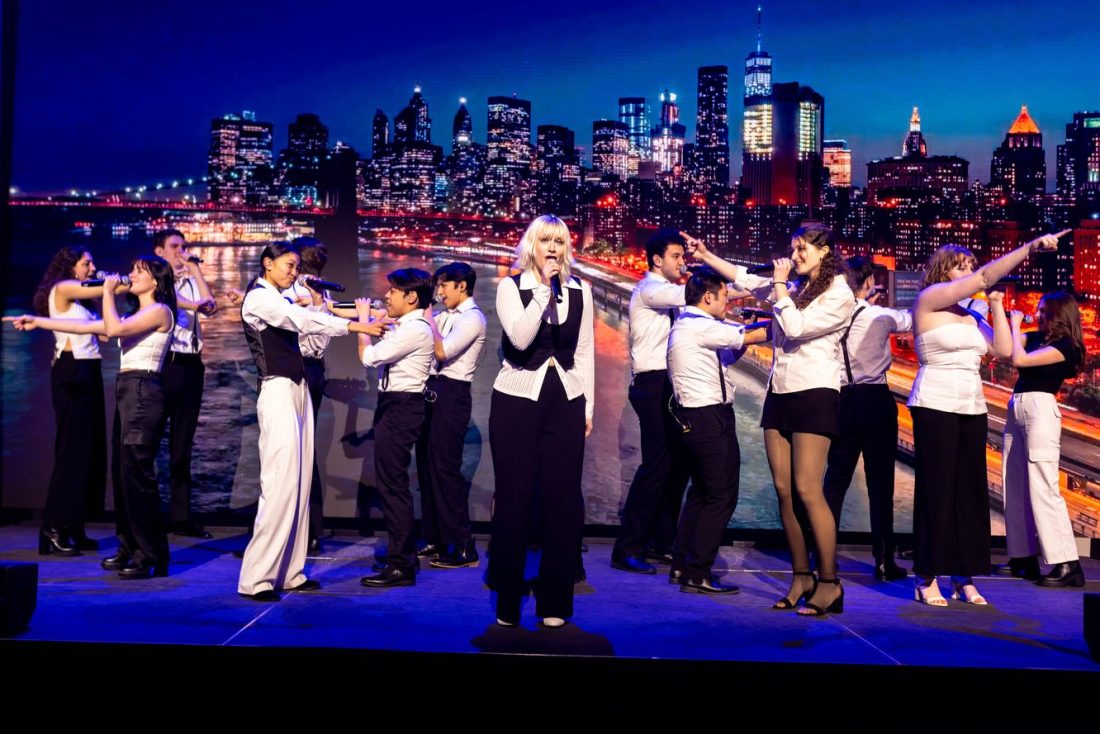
[168,351,203,363]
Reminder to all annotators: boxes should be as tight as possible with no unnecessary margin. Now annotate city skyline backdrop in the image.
[10,0,1099,193]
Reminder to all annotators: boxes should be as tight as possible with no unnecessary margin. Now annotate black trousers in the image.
[823,383,899,562]
[162,352,205,524]
[304,356,326,541]
[373,391,427,572]
[910,406,991,577]
[45,354,107,529]
[673,403,741,581]
[112,372,169,564]
[416,375,475,549]
[613,370,691,560]
[488,370,585,621]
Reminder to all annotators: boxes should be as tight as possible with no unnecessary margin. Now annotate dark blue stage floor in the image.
[2,524,1097,673]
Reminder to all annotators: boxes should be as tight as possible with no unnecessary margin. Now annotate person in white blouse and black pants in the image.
[488,215,594,629]
[823,256,912,582]
[356,269,437,588]
[238,242,385,601]
[416,262,487,569]
[666,267,770,593]
[758,224,855,616]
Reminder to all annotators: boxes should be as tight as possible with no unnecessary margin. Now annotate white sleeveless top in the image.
[48,285,101,360]
[907,321,988,415]
[119,306,174,373]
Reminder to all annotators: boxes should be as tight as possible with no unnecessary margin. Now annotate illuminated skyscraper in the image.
[1073,221,1100,301]
[903,107,927,158]
[390,141,441,212]
[741,77,824,207]
[592,119,630,180]
[990,105,1046,202]
[650,90,686,172]
[207,110,274,206]
[485,95,532,213]
[741,6,773,202]
[452,97,473,149]
[867,110,968,206]
[394,86,432,144]
[695,65,730,186]
[372,109,390,158]
[823,140,851,188]
[275,112,329,207]
[535,124,578,215]
[619,97,650,176]
[1056,111,1100,202]
[444,98,487,214]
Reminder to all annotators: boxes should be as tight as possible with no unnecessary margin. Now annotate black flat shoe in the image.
[286,579,322,592]
[361,565,416,588]
[117,559,168,580]
[680,577,740,594]
[611,555,657,575]
[38,528,80,557]
[645,550,675,565]
[101,552,131,570]
[1037,560,1086,588]
[416,543,441,559]
[430,547,480,569]
[240,589,281,602]
[668,568,685,585]
[874,562,908,582]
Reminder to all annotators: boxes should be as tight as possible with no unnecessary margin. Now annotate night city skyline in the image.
[9,0,1100,193]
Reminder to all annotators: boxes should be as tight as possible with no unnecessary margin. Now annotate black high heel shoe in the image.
[799,578,844,616]
[117,558,169,580]
[38,527,80,557]
[772,570,817,610]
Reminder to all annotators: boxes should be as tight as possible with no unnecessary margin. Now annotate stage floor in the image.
[1,524,1097,672]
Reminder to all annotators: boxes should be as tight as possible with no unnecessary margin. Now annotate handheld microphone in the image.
[550,274,563,304]
[746,264,774,275]
[989,276,1021,291]
[299,275,346,293]
[730,306,772,321]
[186,255,204,264]
[81,275,131,287]
[331,299,383,310]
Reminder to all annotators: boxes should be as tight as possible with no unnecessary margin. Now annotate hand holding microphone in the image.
[771,258,793,283]
[298,274,347,293]
[81,273,131,287]
[541,258,562,303]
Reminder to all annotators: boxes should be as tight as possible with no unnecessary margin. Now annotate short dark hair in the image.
[684,266,725,307]
[152,228,185,250]
[434,261,476,295]
[645,228,687,270]
[845,255,877,293]
[256,241,299,283]
[388,268,434,309]
[291,236,328,276]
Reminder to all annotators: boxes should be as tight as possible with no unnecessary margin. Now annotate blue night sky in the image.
[10,0,1099,193]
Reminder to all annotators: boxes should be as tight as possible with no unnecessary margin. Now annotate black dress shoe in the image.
[101,552,131,570]
[69,530,100,552]
[240,589,281,602]
[430,547,480,569]
[611,555,657,575]
[874,562,908,581]
[669,568,685,585]
[680,576,740,594]
[38,527,80,557]
[118,558,168,580]
[1007,555,1042,581]
[361,565,416,588]
[645,550,675,565]
[1037,560,1086,588]
[171,521,213,539]
[286,579,322,591]
[416,543,441,559]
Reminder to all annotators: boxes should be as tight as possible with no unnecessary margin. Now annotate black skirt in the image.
[760,387,840,437]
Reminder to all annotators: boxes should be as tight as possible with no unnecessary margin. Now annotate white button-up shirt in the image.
[432,297,487,382]
[242,278,351,344]
[629,271,685,374]
[493,271,595,421]
[360,308,434,394]
[667,306,748,408]
[171,274,205,354]
[284,281,332,359]
[840,299,912,385]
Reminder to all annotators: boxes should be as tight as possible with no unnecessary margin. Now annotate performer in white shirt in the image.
[612,229,749,576]
[823,256,912,582]
[758,224,855,616]
[355,268,437,588]
[907,232,1064,607]
[666,267,770,593]
[488,215,594,629]
[237,242,386,601]
[416,262,487,569]
[153,229,218,540]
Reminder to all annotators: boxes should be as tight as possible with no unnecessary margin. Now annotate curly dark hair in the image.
[1039,291,1085,375]
[33,246,95,316]
[791,224,845,310]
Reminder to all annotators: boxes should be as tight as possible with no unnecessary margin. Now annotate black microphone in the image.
[550,274,563,303]
[81,275,131,287]
[299,275,346,293]
[746,264,774,275]
[730,306,772,321]
[990,275,1022,291]
[331,299,383,310]
[186,255,204,264]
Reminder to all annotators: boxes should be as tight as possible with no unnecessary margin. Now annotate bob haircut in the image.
[921,244,978,289]
[513,214,574,282]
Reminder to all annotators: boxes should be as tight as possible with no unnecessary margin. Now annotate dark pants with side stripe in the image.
[304,356,327,541]
[823,383,899,563]
[488,370,585,621]
[674,403,741,581]
[162,352,204,524]
[373,391,427,572]
[614,370,691,560]
[910,406,991,577]
[416,375,475,550]
[112,372,169,565]
[45,354,107,529]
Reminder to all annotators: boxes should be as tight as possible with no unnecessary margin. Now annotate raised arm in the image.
[101,278,172,338]
[53,277,129,303]
[3,314,106,335]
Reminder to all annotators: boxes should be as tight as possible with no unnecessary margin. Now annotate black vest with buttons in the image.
[501,274,582,371]
[242,280,305,384]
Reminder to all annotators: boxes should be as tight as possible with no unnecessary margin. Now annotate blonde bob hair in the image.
[921,244,978,289]
[513,214,574,281]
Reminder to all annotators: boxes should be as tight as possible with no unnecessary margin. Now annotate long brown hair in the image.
[33,246,94,316]
[921,244,977,290]
[1039,291,1085,374]
[791,224,845,309]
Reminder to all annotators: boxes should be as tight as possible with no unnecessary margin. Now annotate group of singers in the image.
[5,214,1087,625]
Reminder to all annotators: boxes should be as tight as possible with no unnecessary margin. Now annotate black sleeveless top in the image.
[500,274,583,371]
[242,280,306,384]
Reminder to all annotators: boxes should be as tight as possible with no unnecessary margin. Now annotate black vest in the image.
[500,274,582,370]
[242,280,306,384]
